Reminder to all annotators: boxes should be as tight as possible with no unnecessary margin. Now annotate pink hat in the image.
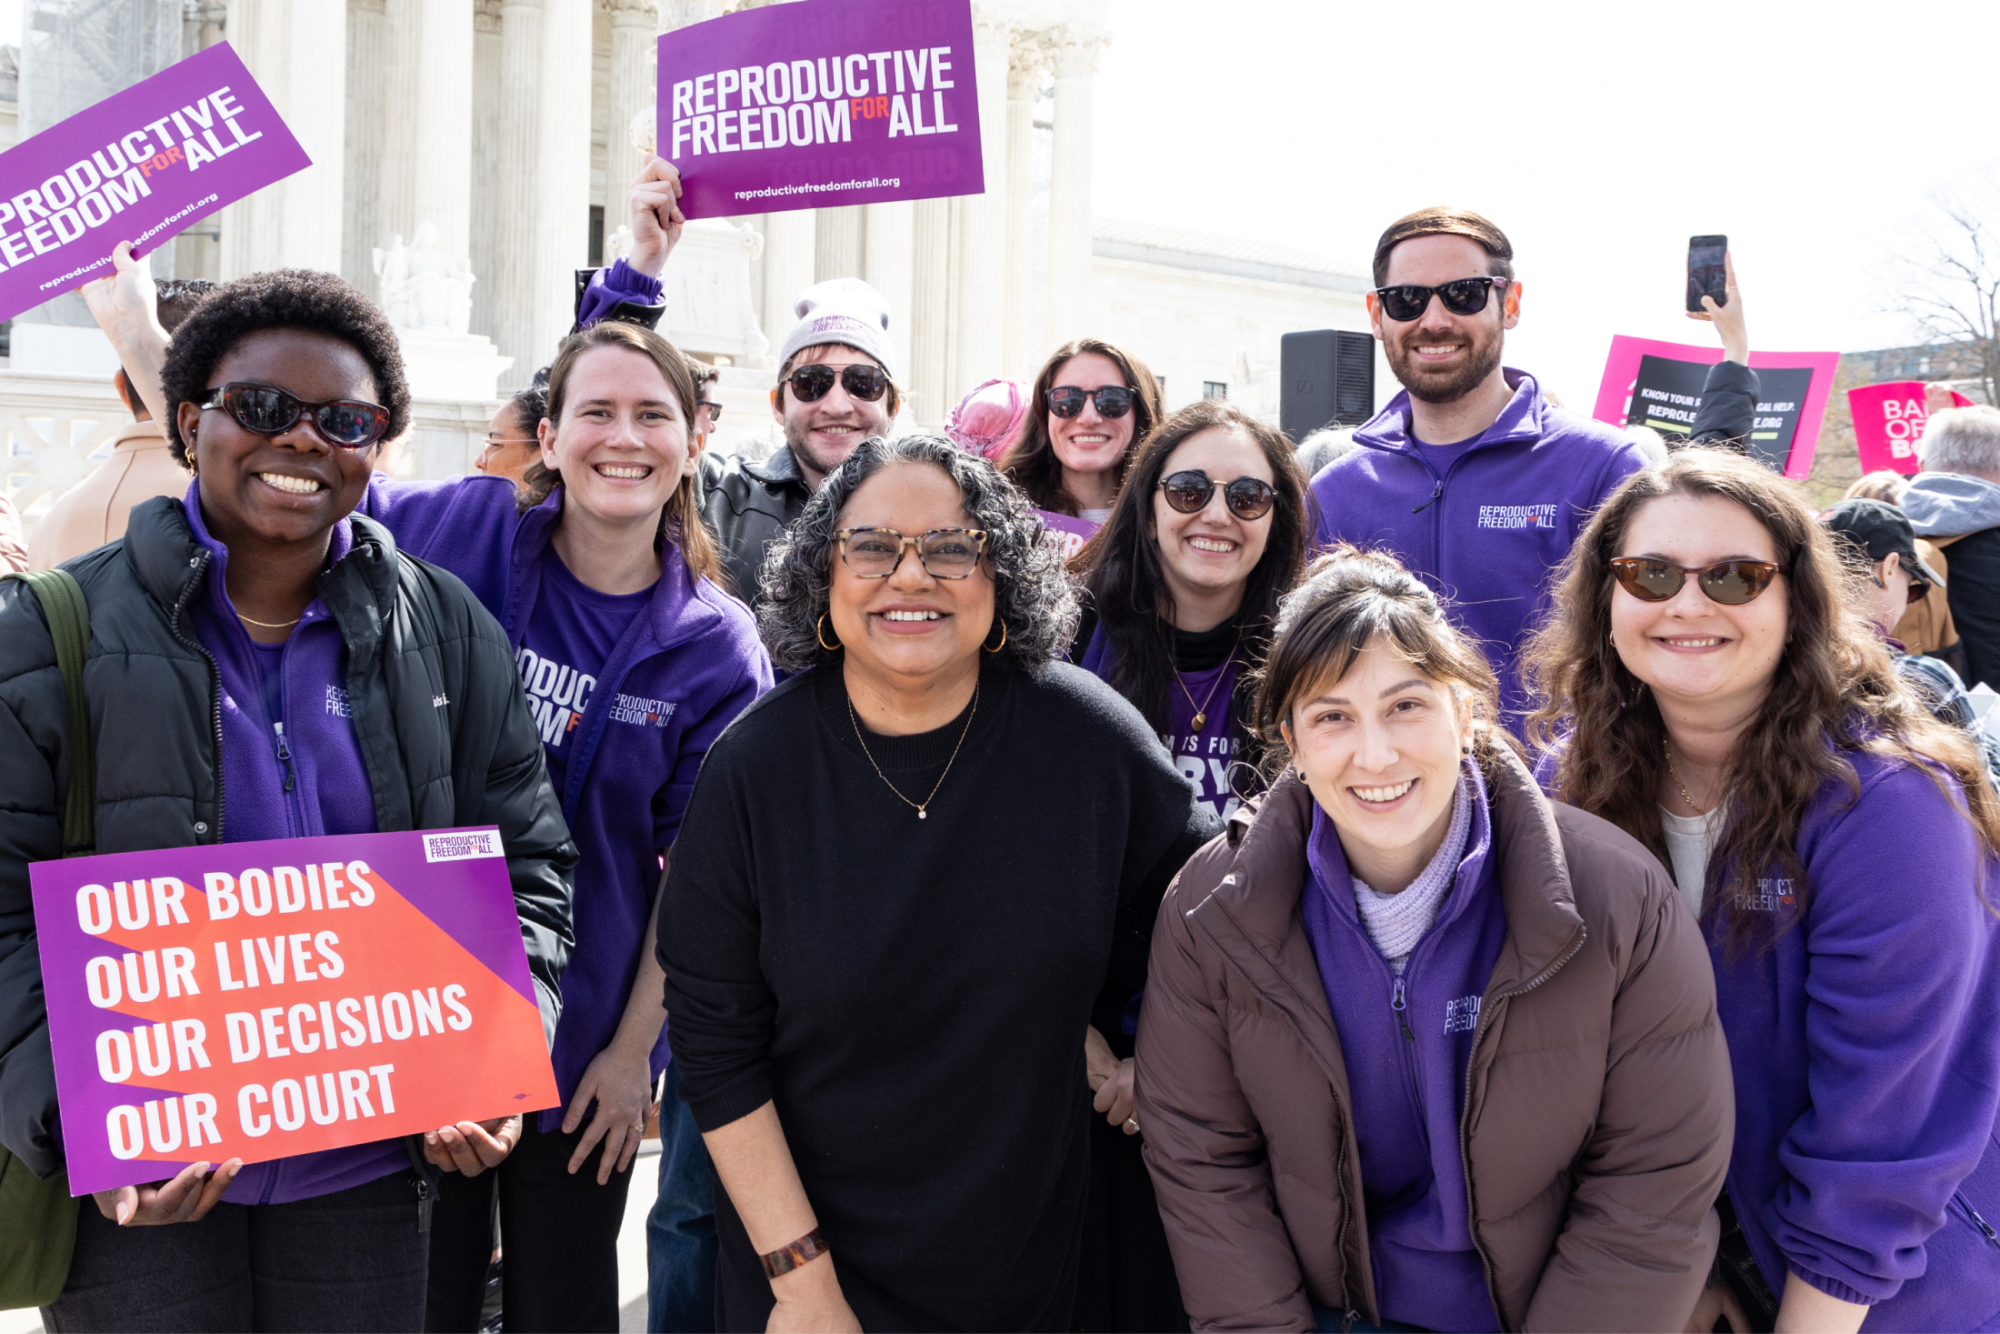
[947,379,1032,461]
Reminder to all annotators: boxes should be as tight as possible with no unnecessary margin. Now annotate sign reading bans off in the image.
[31,828,557,1196]
[658,0,984,219]
[0,40,310,324]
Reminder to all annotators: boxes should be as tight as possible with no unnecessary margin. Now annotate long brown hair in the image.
[1525,449,2000,942]
[997,337,1162,515]
[520,321,722,587]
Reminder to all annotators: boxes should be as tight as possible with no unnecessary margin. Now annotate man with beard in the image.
[698,277,901,606]
[1310,207,1644,729]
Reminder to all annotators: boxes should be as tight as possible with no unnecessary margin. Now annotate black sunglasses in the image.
[1160,470,1277,521]
[1046,385,1136,419]
[200,382,391,449]
[1608,557,1785,606]
[1373,277,1508,322]
[698,398,723,422]
[783,364,890,403]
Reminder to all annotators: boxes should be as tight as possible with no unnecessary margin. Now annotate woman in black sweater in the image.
[658,435,1215,1332]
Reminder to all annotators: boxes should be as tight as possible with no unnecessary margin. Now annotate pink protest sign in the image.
[30,828,557,1196]
[658,0,984,219]
[1591,336,1840,478]
[0,41,309,324]
[1847,381,1975,476]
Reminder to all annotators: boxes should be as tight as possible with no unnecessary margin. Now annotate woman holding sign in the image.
[999,337,1163,552]
[1065,399,1311,1327]
[0,264,577,1331]
[1527,449,2000,1332]
[661,435,1216,1332]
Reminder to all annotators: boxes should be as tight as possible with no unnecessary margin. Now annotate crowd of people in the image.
[1,154,1997,1334]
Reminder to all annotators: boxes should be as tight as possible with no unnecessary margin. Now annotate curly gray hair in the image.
[758,434,1080,673]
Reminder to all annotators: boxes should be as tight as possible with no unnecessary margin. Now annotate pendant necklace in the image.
[848,683,980,819]
[1174,628,1242,731]
[1663,738,1711,814]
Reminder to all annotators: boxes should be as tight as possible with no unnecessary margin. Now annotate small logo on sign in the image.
[423,830,504,863]
[1444,994,1481,1034]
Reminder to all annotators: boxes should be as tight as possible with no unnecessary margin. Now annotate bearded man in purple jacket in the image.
[1311,207,1647,729]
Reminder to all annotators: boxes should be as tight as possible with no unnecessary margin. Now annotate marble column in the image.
[219,0,347,277]
[344,0,390,294]
[492,0,543,386]
[909,198,953,429]
[534,0,596,365]
[1002,29,1044,378]
[816,206,865,284]
[1043,24,1106,356]
[470,0,503,335]
[952,7,1011,397]
[385,0,474,267]
[605,0,658,200]
[863,201,913,380]
[761,211,817,361]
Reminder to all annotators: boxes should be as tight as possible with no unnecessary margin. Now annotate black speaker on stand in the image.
[1281,330,1376,441]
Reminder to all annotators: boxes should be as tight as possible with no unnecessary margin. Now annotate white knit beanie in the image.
[778,278,899,382]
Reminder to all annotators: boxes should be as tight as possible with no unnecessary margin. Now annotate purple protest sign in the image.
[0,40,310,323]
[658,0,983,219]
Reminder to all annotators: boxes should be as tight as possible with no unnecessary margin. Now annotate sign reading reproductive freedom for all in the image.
[0,40,309,323]
[31,828,557,1196]
[1591,336,1840,478]
[659,0,983,219]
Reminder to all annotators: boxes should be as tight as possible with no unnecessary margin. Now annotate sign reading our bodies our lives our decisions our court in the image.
[659,0,983,219]
[0,39,309,325]
[31,828,559,1197]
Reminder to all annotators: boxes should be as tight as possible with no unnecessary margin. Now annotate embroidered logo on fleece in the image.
[323,685,351,717]
[609,693,678,728]
[1476,503,1558,531]
[1444,994,1481,1034]
[1733,878,1797,913]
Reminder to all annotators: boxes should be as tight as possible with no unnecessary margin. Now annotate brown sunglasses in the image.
[1608,557,1785,606]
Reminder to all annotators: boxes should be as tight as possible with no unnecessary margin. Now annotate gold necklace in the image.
[1663,738,1711,815]
[847,683,979,820]
[236,610,303,630]
[1173,629,1242,731]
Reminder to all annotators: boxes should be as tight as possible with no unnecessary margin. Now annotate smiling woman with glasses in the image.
[659,434,1215,1332]
[1527,447,2000,1334]
[0,265,578,1332]
[999,336,1163,530]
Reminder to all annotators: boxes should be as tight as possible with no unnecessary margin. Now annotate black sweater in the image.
[659,660,1215,1332]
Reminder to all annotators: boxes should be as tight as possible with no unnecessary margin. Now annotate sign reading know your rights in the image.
[31,828,557,1196]
[1590,335,1840,478]
[0,40,309,324]
[659,0,984,219]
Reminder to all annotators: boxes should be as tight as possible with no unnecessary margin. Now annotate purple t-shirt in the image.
[1161,657,1242,819]
[517,545,651,797]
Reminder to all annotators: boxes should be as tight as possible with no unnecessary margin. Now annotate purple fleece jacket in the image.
[356,475,772,1129]
[1300,762,1508,1333]
[1311,370,1644,727]
[182,488,410,1205]
[1712,750,2000,1330]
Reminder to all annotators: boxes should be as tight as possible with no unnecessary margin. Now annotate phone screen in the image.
[1687,235,1728,312]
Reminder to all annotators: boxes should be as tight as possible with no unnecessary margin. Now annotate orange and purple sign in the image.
[30,827,557,1196]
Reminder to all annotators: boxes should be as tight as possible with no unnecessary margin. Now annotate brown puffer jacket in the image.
[1134,752,1733,1332]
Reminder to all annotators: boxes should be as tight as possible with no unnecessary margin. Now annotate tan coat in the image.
[28,420,188,569]
[1896,537,1960,657]
[1134,753,1733,1333]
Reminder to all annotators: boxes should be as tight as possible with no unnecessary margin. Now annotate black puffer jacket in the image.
[0,497,577,1177]
[698,444,811,606]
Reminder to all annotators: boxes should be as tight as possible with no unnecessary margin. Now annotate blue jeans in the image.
[646,1062,718,1333]
[1311,1301,1432,1333]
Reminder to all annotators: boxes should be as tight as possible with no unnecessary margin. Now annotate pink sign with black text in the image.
[1847,381,1974,477]
[1591,336,1840,478]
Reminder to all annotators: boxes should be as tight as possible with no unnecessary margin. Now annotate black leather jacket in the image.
[0,498,577,1177]
[698,444,813,606]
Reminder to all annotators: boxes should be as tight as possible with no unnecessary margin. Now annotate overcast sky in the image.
[1094,0,2000,406]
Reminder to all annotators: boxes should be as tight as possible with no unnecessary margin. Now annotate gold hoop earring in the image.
[817,614,841,652]
[984,618,1008,653]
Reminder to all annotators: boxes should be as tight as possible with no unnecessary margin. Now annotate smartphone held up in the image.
[1687,235,1728,313]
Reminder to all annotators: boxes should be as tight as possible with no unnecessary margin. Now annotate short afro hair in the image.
[160,268,411,467]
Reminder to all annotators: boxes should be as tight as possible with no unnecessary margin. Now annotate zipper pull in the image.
[1965,1195,2000,1250]
[1412,478,1444,514]
[414,1174,433,1233]
[1392,975,1415,1043]
[273,722,296,794]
